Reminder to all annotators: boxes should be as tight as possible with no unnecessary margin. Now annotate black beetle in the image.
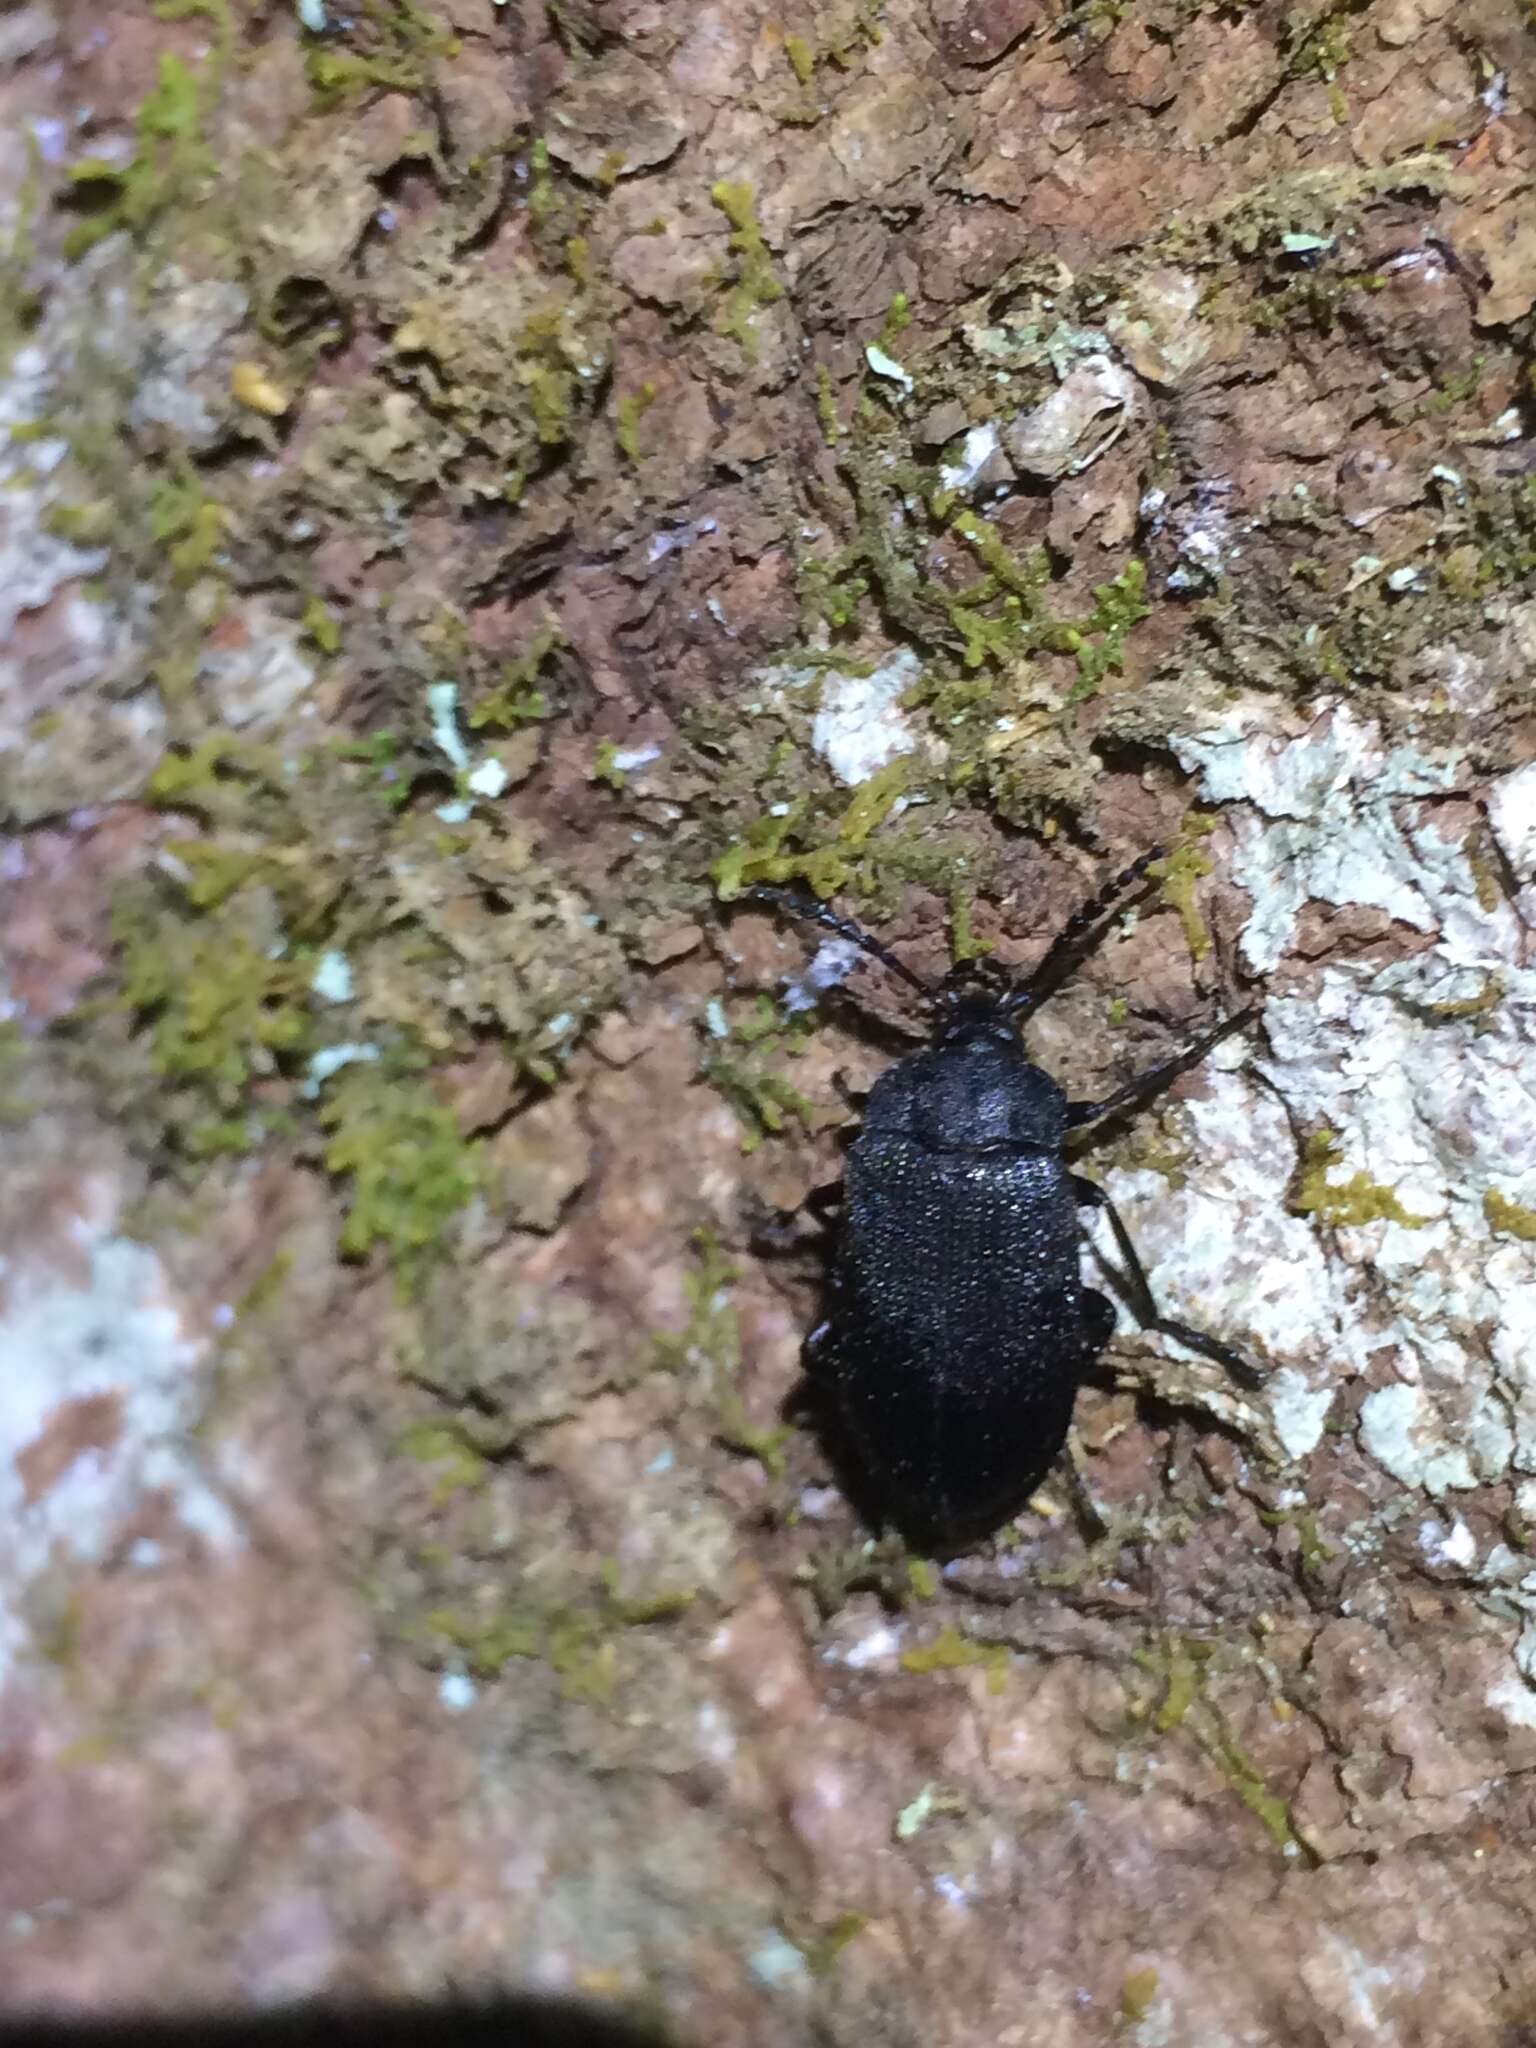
[753,849,1260,1547]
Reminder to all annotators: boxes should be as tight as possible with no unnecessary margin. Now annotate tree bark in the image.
[4,0,1536,2040]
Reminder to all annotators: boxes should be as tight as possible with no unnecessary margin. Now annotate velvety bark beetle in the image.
[754,849,1260,1548]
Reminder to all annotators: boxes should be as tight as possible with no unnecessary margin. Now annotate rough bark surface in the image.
[3,0,1536,2042]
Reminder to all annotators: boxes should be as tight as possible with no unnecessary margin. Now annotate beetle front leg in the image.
[746,1177,842,1253]
[1072,1175,1262,1388]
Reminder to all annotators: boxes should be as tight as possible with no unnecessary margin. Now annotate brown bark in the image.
[4,0,1536,2041]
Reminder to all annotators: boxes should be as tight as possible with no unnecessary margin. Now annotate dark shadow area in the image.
[0,1996,674,2048]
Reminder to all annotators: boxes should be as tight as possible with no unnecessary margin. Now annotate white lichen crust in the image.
[1094,699,1536,1525]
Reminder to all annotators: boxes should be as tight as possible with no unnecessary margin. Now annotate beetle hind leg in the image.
[1073,1175,1262,1389]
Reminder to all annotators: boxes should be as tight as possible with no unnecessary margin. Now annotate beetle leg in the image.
[1064,1008,1255,1130]
[831,1069,867,1115]
[1072,1174,1263,1388]
[747,1178,841,1253]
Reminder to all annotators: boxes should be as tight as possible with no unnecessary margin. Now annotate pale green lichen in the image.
[655,1231,792,1475]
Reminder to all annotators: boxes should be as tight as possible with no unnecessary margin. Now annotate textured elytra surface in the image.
[832,1127,1088,1536]
[4,0,1536,2044]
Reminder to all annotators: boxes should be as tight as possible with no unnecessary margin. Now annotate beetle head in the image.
[933,957,1025,1044]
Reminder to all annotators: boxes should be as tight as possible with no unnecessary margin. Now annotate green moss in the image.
[1413,970,1505,1023]
[1068,558,1151,696]
[591,739,627,791]
[712,758,912,903]
[1484,1188,1536,1241]
[564,234,591,286]
[615,382,656,465]
[320,1065,481,1281]
[234,1249,294,1320]
[116,910,308,1101]
[906,1558,939,1601]
[1284,0,1353,86]
[148,467,226,586]
[1134,1634,1206,1731]
[597,1560,696,1626]
[1132,1633,1307,1854]
[1291,1130,1431,1229]
[396,1419,491,1502]
[302,594,342,656]
[710,180,783,362]
[470,616,561,731]
[425,1565,690,1705]
[304,0,457,103]
[945,505,1046,602]
[700,998,820,1155]
[876,291,911,353]
[1148,815,1216,962]
[62,49,217,260]
[1253,266,1386,338]
[425,1605,542,1677]
[784,31,816,83]
[0,1022,33,1124]
[949,883,994,964]
[792,1911,868,1978]
[1467,840,1502,919]
[329,729,412,810]
[0,135,42,363]
[798,555,871,635]
[1258,1502,1336,1573]
[46,501,115,546]
[1119,1969,1159,2024]
[527,137,556,227]
[1204,1726,1303,1855]
[900,1623,1010,1694]
[704,1049,812,1154]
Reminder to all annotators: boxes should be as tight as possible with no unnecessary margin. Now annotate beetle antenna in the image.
[746,886,937,1000]
[1007,847,1164,1016]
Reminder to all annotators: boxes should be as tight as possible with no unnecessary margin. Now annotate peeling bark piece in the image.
[1105,268,1212,389]
[545,53,687,182]
[1003,357,1144,480]
[1448,187,1536,328]
[490,1092,591,1234]
[929,0,1044,65]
